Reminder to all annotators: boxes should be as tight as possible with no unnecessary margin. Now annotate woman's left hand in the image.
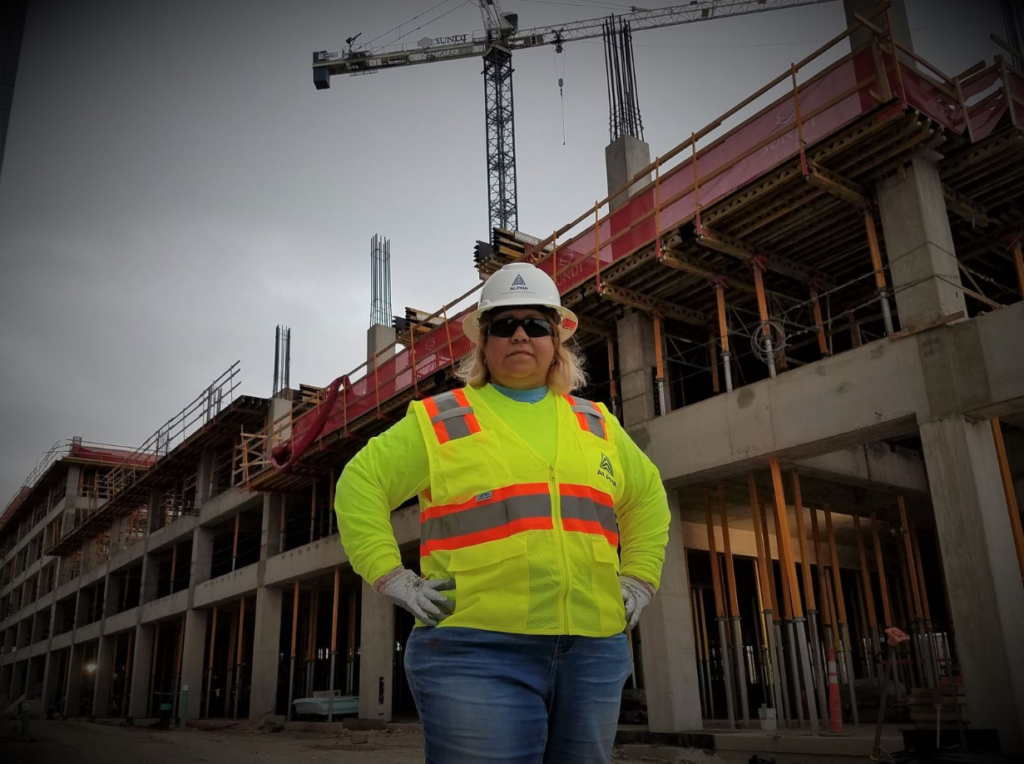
[620,575,655,631]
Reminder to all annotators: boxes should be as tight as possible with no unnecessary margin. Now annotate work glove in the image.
[620,575,655,631]
[374,567,455,627]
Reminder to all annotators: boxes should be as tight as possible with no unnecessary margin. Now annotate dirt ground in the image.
[0,719,714,764]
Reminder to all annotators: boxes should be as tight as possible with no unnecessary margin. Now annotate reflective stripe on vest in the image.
[559,484,618,546]
[563,395,608,440]
[420,483,552,556]
[423,389,481,444]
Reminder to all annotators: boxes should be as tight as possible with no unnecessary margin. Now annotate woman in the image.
[335,262,670,764]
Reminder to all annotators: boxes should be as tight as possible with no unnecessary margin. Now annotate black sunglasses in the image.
[487,316,556,339]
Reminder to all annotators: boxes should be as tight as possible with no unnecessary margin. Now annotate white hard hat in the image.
[463,262,579,345]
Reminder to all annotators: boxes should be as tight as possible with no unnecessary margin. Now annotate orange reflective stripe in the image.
[422,395,450,444]
[563,394,608,440]
[424,389,480,443]
[421,516,553,556]
[421,483,549,522]
[560,483,618,546]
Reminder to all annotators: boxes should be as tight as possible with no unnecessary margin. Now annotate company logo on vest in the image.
[597,454,617,487]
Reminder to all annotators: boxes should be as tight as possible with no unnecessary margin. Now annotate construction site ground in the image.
[0,718,915,764]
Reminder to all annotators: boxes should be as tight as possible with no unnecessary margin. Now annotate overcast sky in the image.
[0,0,1005,503]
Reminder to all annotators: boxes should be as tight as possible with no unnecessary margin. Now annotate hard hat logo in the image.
[462,262,580,345]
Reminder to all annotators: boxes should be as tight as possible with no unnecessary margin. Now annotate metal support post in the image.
[853,515,881,681]
[697,588,716,720]
[204,606,217,720]
[717,486,749,721]
[752,263,777,377]
[748,477,784,722]
[770,459,819,732]
[704,490,735,728]
[865,212,894,335]
[792,474,828,722]
[287,582,298,721]
[233,597,245,719]
[329,568,339,723]
[715,282,733,392]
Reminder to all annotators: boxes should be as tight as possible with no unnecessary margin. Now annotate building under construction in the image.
[2,4,1024,756]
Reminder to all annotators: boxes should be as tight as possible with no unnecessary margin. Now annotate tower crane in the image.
[313,0,835,234]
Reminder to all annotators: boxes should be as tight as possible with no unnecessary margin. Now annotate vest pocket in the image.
[445,536,530,627]
[592,539,626,634]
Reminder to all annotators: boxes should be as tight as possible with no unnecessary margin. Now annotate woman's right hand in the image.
[374,567,455,626]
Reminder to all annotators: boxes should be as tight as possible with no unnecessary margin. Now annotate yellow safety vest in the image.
[411,385,626,636]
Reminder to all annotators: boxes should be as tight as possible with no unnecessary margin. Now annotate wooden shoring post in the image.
[752,261,778,378]
[717,485,749,721]
[233,597,246,719]
[810,507,832,645]
[310,481,317,544]
[173,616,185,723]
[748,475,784,720]
[852,515,880,680]
[408,311,420,399]
[897,494,927,688]
[869,514,893,629]
[441,308,455,375]
[232,513,240,572]
[204,605,218,719]
[810,286,829,357]
[691,587,709,718]
[594,202,602,292]
[991,418,1024,581]
[704,488,736,728]
[124,629,134,718]
[346,591,357,694]
[607,339,620,419]
[287,582,299,720]
[328,566,340,722]
[793,474,827,723]
[824,506,859,724]
[280,496,287,554]
[715,280,734,392]
[768,464,806,728]
[654,157,663,260]
[709,328,721,394]
[148,622,160,719]
[1012,242,1024,299]
[697,587,716,720]
[653,314,667,416]
[864,211,894,335]
[170,543,178,594]
[761,493,790,725]
[894,535,920,689]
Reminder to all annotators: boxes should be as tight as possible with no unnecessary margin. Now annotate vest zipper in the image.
[549,463,570,633]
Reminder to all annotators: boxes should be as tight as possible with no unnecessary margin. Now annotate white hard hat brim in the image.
[462,300,579,345]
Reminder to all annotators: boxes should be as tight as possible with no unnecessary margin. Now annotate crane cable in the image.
[554,43,567,145]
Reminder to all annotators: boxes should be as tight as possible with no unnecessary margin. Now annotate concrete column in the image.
[191,527,215,587]
[877,153,966,327]
[91,634,115,717]
[262,494,283,559]
[368,324,397,367]
[920,415,1024,753]
[357,580,394,722]
[0,663,12,697]
[42,650,60,712]
[197,452,215,506]
[10,660,26,701]
[616,310,659,426]
[637,489,703,732]
[103,571,122,618]
[844,0,912,51]
[64,642,83,717]
[179,608,209,721]
[140,553,159,606]
[606,134,652,212]
[128,624,156,719]
[249,586,282,719]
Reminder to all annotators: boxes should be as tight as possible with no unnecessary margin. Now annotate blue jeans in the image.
[404,627,632,764]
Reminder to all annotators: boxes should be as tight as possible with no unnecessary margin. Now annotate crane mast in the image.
[313,0,836,233]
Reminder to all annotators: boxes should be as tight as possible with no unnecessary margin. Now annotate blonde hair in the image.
[457,310,587,395]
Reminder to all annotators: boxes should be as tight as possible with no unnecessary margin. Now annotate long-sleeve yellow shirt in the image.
[334,384,670,590]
